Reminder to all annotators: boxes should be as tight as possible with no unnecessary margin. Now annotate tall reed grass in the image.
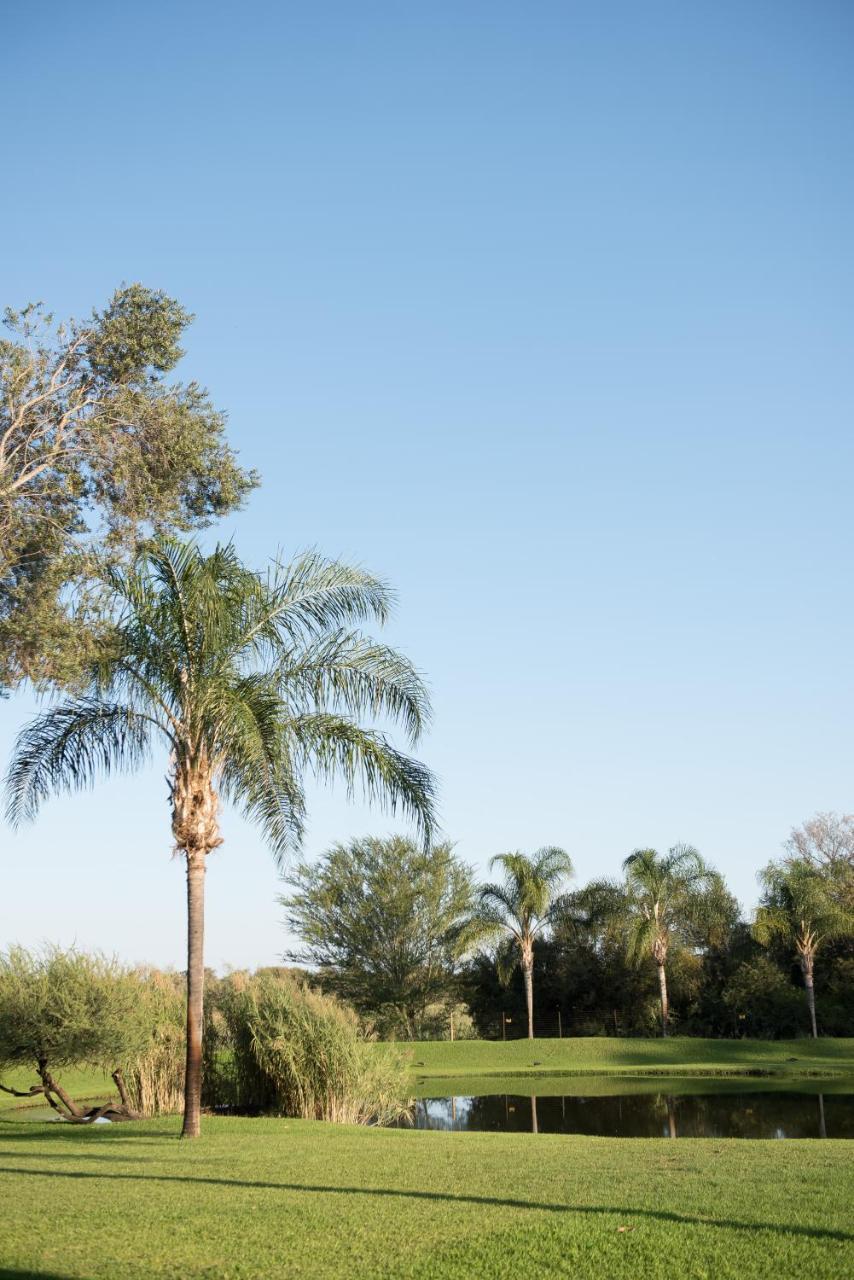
[208,971,411,1125]
[124,969,185,1117]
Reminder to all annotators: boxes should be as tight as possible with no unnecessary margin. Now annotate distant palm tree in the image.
[753,860,854,1038]
[609,845,725,1037]
[468,848,573,1039]
[5,539,435,1137]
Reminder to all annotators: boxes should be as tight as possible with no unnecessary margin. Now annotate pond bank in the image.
[402,1035,854,1080]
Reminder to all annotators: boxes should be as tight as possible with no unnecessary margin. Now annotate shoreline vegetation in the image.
[4,1038,854,1120]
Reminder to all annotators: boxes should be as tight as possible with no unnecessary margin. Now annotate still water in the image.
[411,1077,854,1138]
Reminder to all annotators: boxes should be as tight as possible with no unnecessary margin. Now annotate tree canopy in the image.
[0,285,257,690]
[283,836,472,1038]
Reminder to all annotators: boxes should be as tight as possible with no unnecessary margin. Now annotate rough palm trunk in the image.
[521,947,534,1039]
[182,851,206,1137]
[802,954,818,1039]
[172,757,222,1139]
[657,961,669,1037]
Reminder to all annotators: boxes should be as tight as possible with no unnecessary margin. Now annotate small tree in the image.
[0,946,148,1120]
[466,848,573,1039]
[753,860,854,1038]
[283,836,475,1038]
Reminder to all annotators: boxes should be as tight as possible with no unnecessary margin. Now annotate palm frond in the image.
[289,712,437,844]
[6,701,156,825]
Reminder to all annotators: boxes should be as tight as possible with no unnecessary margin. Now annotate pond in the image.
[409,1076,854,1138]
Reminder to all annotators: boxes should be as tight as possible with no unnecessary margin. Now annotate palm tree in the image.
[5,538,436,1137]
[615,845,725,1037]
[753,860,854,1038]
[469,848,573,1039]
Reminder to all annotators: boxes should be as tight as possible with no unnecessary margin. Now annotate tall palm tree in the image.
[469,848,573,1039]
[753,860,854,1038]
[5,539,435,1137]
[617,845,725,1037]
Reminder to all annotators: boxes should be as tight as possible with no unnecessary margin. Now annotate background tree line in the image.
[284,815,854,1041]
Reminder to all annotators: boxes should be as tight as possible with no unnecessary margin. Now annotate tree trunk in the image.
[38,1059,84,1119]
[522,958,534,1039]
[182,851,206,1138]
[112,1069,135,1111]
[657,962,669,1037]
[803,957,818,1039]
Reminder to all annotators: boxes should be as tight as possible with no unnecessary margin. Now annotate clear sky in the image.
[2,1,853,970]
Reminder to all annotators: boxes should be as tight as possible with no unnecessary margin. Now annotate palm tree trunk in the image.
[522,958,534,1039]
[182,851,206,1138]
[657,962,669,1037]
[803,956,818,1039]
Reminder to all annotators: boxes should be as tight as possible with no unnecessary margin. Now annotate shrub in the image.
[722,956,804,1038]
[0,945,150,1119]
[208,971,410,1124]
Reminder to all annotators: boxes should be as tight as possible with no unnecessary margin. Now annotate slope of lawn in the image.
[0,1115,851,1279]
[404,1036,854,1080]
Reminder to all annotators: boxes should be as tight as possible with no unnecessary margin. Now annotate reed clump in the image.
[208,971,410,1125]
[124,969,186,1117]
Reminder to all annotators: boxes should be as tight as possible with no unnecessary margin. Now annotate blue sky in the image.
[2,1,853,970]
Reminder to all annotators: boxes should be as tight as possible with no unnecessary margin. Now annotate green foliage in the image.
[0,946,149,1077]
[722,956,806,1039]
[466,847,574,973]
[6,537,436,851]
[206,971,410,1125]
[0,285,258,690]
[283,836,474,1037]
[124,970,186,1117]
[754,860,854,957]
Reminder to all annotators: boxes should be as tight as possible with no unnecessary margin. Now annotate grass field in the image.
[404,1036,854,1080]
[0,1115,851,1279]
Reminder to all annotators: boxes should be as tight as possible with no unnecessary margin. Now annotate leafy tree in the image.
[588,846,732,1037]
[783,812,854,911]
[0,286,257,690]
[5,538,435,1136]
[466,848,573,1039]
[721,955,805,1039]
[0,946,148,1120]
[753,860,854,1038]
[284,835,474,1038]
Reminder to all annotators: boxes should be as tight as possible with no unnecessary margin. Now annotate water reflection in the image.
[411,1087,853,1138]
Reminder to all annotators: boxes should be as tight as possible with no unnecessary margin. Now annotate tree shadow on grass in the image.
[0,1270,79,1279]
[0,1167,850,1246]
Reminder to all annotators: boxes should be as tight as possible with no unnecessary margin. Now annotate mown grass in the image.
[405,1036,854,1080]
[0,1115,851,1278]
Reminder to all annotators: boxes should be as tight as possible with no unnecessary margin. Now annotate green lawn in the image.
[0,1115,851,1278]
[404,1036,854,1080]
